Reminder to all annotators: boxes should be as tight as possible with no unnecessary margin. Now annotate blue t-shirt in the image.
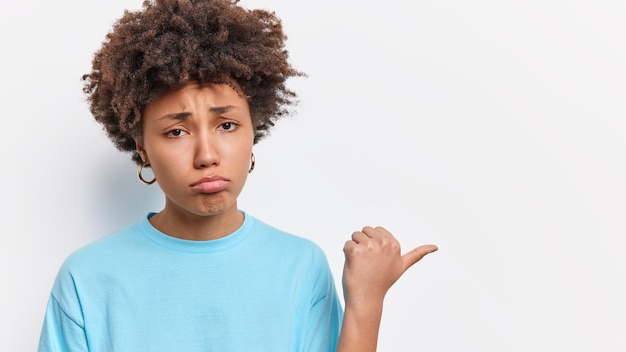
[39,212,343,352]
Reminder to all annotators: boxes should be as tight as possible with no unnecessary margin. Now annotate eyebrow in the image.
[156,106,238,121]
[157,112,191,121]
[209,105,237,114]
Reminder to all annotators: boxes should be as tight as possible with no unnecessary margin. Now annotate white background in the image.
[1,0,625,351]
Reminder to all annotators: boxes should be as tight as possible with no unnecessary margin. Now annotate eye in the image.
[219,122,239,131]
[165,129,188,137]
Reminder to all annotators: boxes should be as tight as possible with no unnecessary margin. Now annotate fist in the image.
[342,226,437,304]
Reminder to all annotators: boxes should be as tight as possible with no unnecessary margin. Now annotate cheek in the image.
[149,158,179,186]
[230,146,253,168]
[145,145,187,179]
[240,137,255,157]
[224,133,254,158]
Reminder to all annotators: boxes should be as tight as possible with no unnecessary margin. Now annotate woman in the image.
[38,1,437,351]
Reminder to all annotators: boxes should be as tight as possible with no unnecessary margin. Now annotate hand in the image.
[342,226,438,306]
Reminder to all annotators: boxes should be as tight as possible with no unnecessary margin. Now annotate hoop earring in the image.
[249,153,255,174]
[137,162,156,185]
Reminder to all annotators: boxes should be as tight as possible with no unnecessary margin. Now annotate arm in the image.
[39,294,89,352]
[336,226,437,352]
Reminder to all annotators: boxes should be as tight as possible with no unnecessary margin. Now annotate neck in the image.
[149,204,244,241]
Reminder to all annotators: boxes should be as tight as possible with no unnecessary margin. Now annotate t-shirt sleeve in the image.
[301,249,344,352]
[39,259,91,352]
[38,294,89,352]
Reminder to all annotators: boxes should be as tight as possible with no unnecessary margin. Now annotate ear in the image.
[134,136,148,163]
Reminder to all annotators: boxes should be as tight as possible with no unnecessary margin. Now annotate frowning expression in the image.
[137,82,254,219]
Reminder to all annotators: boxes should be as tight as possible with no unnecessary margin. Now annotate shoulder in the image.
[48,219,144,302]
[244,215,336,286]
[247,215,326,256]
[59,219,143,273]
[244,214,332,270]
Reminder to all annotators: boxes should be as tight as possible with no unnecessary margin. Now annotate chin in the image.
[197,198,234,215]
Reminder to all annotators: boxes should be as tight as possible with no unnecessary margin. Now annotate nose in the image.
[193,133,219,169]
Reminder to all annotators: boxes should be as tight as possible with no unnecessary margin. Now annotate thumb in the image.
[401,244,438,272]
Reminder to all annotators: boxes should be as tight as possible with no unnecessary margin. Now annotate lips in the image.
[190,176,229,193]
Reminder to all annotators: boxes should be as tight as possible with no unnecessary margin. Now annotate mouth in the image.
[190,176,229,193]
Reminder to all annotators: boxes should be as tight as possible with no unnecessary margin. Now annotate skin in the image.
[338,227,438,352]
[135,82,253,240]
[135,81,438,351]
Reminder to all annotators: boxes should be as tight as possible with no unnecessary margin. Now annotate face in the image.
[136,82,254,220]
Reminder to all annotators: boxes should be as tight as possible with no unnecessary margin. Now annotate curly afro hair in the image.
[83,0,303,164]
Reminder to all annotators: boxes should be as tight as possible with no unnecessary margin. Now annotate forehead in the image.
[144,82,249,117]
